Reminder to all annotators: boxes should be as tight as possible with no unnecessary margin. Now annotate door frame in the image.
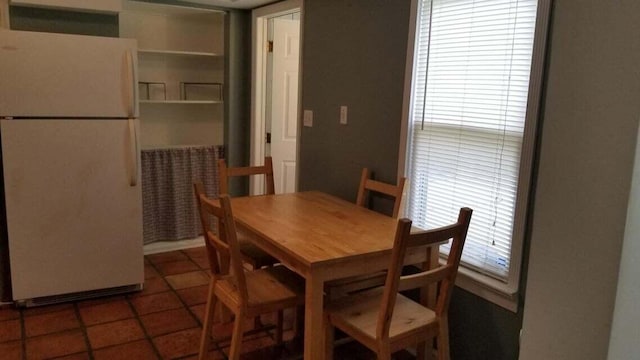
[250,0,302,194]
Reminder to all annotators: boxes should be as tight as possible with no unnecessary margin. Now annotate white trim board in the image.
[250,0,302,194]
[143,236,205,255]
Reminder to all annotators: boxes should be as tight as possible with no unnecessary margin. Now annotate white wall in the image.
[520,1,640,359]
[608,125,640,358]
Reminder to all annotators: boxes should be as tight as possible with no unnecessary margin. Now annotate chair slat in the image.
[355,168,406,218]
[406,223,460,248]
[215,158,278,269]
[397,265,453,293]
[218,157,275,195]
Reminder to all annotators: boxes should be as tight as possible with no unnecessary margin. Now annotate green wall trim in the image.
[10,5,118,36]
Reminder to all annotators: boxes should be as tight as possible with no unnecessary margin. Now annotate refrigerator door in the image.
[1,119,143,301]
[0,29,138,119]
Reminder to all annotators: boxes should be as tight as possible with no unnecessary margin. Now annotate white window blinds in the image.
[407,0,538,281]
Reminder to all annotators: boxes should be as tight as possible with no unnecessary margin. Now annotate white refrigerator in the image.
[0,29,143,306]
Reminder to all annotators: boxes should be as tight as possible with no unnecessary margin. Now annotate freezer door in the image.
[0,30,138,118]
[1,119,143,301]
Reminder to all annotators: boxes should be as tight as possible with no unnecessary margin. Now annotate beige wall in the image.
[1,0,9,28]
[520,1,640,358]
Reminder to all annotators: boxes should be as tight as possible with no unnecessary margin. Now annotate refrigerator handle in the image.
[128,118,139,187]
[125,50,138,117]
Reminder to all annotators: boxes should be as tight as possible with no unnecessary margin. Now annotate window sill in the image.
[453,264,519,312]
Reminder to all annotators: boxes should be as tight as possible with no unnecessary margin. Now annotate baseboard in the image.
[143,236,205,255]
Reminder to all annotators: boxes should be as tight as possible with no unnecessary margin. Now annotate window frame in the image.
[398,0,552,311]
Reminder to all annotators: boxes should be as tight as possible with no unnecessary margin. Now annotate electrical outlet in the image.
[340,106,348,125]
[303,110,313,127]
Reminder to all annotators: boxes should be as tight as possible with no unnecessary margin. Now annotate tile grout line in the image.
[20,307,26,360]
[170,248,227,359]
[174,248,292,359]
[73,302,94,359]
[132,258,177,360]
[143,249,228,359]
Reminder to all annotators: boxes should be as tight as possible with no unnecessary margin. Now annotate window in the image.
[404,0,549,307]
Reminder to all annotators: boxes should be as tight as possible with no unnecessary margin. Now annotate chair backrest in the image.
[218,157,275,195]
[198,193,249,303]
[356,168,406,218]
[194,182,224,275]
[376,208,473,341]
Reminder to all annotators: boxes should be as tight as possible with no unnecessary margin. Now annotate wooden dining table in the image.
[229,191,442,360]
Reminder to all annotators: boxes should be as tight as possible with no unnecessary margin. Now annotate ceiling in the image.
[181,0,279,10]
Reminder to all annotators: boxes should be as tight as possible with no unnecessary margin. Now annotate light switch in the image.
[303,110,313,127]
[340,106,348,125]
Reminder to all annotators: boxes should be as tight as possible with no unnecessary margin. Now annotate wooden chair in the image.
[357,167,406,218]
[215,157,278,269]
[324,208,473,360]
[325,168,407,297]
[197,194,305,360]
[194,182,276,269]
[218,156,275,196]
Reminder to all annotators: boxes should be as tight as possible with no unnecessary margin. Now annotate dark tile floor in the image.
[0,246,415,360]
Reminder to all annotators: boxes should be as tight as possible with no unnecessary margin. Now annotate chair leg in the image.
[228,310,246,360]
[437,317,450,360]
[198,279,217,360]
[416,341,426,360]
[293,305,305,339]
[324,314,334,360]
[253,315,262,330]
[275,310,284,344]
[417,341,435,360]
[377,344,391,360]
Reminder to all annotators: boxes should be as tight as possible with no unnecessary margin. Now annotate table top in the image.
[229,191,403,269]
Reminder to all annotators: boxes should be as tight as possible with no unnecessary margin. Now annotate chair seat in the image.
[216,265,305,315]
[237,229,278,268]
[326,287,437,343]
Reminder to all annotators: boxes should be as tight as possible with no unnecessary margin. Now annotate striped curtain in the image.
[141,145,224,244]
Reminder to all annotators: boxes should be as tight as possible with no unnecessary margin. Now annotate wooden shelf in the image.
[140,100,223,105]
[141,144,222,151]
[122,0,225,148]
[123,0,224,16]
[138,49,222,58]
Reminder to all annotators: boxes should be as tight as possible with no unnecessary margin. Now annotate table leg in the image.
[304,275,325,360]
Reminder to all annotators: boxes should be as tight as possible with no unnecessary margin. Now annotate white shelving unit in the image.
[120,0,225,148]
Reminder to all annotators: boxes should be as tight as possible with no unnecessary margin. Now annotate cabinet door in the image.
[10,0,121,13]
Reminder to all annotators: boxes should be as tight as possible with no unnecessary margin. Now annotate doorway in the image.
[251,0,301,195]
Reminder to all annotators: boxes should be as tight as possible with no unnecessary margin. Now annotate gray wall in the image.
[9,5,118,36]
[298,1,521,358]
[520,1,640,359]
[224,9,253,196]
[298,0,407,203]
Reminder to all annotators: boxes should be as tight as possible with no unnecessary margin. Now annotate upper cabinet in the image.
[10,0,121,13]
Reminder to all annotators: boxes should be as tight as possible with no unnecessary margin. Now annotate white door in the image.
[270,18,300,194]
[1,119,143,301]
